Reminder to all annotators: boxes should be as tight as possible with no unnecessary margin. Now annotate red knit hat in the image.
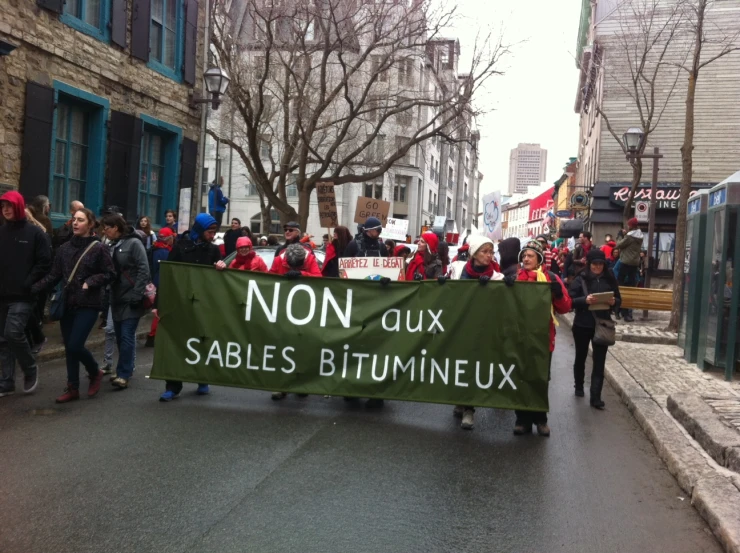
[627,217,639,228]
[158,227,175,239]
[421,232,439,254]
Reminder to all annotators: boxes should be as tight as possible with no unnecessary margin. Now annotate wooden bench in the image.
[618,287,674,311]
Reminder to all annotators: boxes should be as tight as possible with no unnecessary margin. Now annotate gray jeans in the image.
[0,302,36,391]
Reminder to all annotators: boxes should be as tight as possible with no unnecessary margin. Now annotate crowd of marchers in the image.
[1,186,640,437]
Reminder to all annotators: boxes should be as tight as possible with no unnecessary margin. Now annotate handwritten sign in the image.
[383,217,409,241]
[339,256,405,280]
[354,196,390,226]
[317,182,338,227]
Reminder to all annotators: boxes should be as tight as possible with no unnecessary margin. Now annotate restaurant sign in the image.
[609,185,703,210]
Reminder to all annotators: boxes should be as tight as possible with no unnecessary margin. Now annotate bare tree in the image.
[667,0,740,331]
[210,0,506,229]
[591,0,687,223]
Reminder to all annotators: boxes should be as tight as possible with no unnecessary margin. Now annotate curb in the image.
[559,315,740,553]
[667,393,740,475]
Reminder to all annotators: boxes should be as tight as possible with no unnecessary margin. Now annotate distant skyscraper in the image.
[508,143,548,195]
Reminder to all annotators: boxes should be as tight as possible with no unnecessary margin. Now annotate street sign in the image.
[317,182,338,227]
[635,200,650,223]
[555,210,572,218]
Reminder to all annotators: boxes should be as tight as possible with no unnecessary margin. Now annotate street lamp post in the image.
[623,127,663,319]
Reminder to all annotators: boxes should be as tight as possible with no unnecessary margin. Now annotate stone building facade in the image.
[0,0,207,228]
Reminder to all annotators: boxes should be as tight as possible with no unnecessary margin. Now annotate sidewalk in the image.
[560,314,740,553]
[35,314,154,363]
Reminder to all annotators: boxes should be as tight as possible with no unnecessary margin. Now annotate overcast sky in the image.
[448,0,583,203]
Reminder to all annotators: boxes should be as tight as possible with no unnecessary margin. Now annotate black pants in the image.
[572,325,608,400]
[514,352,552,426]
[210,211,224,226]
[618,264,638,318]
[25,293,47,347]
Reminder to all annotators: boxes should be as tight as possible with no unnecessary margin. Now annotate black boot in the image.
[590,375,605,409]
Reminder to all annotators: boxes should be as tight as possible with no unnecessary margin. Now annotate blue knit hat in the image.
[190,213,218,241]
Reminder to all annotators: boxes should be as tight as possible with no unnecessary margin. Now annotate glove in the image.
[504,273,517,287]
[550,279,564,299]
[380,277,391,286]
[285,270,301,279]
[413,273,424,281]
[437,276,447,285]
[479,275,490,285]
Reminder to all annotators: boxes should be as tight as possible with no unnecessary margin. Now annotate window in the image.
[138,115,182,225]
[269,209,281,234]
[201,167,209,185]
[430,156,435,178]
[428,190,432,212]
[62,0,109,40]
[395,136,412,165]
[367,96,382,123]
[396,98,412,127]
[149,0,182,78]
[462,207,466,222]
[250,213,262,234]
[369,134,385,163]
[364,181,383,200]
[371,55,389,82]
[52,104,89,216]
[287,175,298,197]
[448,167,454,188]
[398,57,414,87]
[260,137,271,158]
[394,175,410,203]
[246,181,258,196]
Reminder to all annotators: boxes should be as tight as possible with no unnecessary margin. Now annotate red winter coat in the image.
[517,268,572,352]
[601,240,616,260]
[228,251,268,272]
[269,247,322,277]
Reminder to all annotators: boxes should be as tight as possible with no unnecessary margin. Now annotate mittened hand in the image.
[413,273,424,281]
[380,277,391,286]
[437,276,447,285]
[285,271,301,279]
[504,274,517,287]
[550,279,564,299]
[479,275,490,285]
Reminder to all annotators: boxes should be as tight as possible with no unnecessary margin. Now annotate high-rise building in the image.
[508,143,548,195]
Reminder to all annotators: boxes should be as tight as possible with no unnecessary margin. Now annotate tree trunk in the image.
[622,158,644,226]
[297,186,312,232]
[668,71,698,332]
[261,204,272,236]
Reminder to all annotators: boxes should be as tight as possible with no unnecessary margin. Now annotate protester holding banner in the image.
[513,239,572,436]
[273,221,304,257]
[146,227,176,348]
[271,242,322,277]
[569,249,620,409]
[101,214,151,390]
[406,232,444,281]
[342,217,388,258]
[228,237,268,272]
[322,226,352,278]
[159,213,225,402]
[454,235,507,429]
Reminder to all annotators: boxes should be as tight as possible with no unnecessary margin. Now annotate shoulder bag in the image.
[49,242,98,321]
[581,279,616,347]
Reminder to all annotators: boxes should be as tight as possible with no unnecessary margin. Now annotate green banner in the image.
[150,263,553,411]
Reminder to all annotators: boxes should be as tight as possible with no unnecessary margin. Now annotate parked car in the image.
[223,246,325,270]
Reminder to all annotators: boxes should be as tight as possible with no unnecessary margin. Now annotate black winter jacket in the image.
[343,234,388,258]
[569,271,622,329]
[168,237,222,266]
[32,235,116,311]
[0,220,52,302]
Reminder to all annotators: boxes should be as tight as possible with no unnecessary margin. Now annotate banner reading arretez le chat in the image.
[150,264,552,411]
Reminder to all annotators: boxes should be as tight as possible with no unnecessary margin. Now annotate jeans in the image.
[572,325,609,400]
[0,302,36,391]
[104,307,115,366]
[618,264,638,318]
[59,308,100,389]
[113,317,140,380]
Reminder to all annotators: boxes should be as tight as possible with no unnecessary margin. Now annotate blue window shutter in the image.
[106,111,143,221]
[37,0,63,14]
[131,0,151,61]
[111,0,127,48]
[20,82,55,201]
[183,0,198,85]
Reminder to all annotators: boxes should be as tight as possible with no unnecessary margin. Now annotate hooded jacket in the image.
[208,183,229,214]
[110,229,151,321]
[600,240,616,260]
[617,229,643,266]
[0,191,52,302]
[32,235,116,310]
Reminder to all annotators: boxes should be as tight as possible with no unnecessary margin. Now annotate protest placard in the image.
[150,264,552,410]
[316,182,338,227]
[339,257,405,280]
[353,196,390,226]
[382,217,409,242]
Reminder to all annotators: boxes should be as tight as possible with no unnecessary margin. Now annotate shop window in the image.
[642,232,676,271]
[138,115,182,225]
[49,83,109,225]
[61,0,111,42]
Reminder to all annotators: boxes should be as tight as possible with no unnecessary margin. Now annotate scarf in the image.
[153,240,172,252]
[230,250,257,270]
[464,259,495,279]
[406,252,424,281]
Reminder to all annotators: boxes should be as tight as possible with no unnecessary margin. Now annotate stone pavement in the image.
[559,314,740,553]
[561,311,677,345]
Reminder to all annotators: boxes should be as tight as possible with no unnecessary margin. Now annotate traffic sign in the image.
[635,201,650,223]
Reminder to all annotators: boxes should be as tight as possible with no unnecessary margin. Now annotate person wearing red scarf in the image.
[228,237,268,272]
[322,226,352,277]
[514,239,572,438]
[405,232,443,281]
[145,227,176,347]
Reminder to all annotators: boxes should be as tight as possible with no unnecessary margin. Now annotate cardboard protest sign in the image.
[150,263,553,411]
[317,182,338,227]
[339,257,405,280]
[382,217,409,242]
[354,196,390,226]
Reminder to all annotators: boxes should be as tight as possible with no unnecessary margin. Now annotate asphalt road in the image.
[0,333,721,553]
